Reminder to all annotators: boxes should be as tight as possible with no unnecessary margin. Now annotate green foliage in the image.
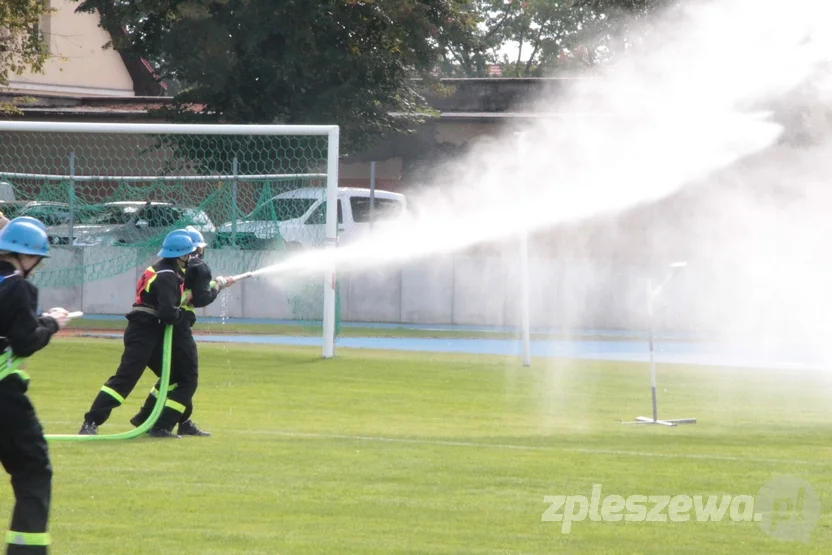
[0,0,51,112]
[568,0,681,59]
[74,0,481,154]
[442,0,678,78]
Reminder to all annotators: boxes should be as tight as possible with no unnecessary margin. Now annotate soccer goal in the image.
[0,121,341,358]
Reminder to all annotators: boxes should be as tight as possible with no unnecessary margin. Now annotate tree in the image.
[443,0,677,78]
[74,0,481,155]
[437,1,500,77]
[0,0,52,113]
[497,0,603,76]
[568,0,680,59]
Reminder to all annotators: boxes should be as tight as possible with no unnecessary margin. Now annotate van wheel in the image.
[285,241,303,251]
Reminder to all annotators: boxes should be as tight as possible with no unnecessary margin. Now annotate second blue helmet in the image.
[158,229,196,258]
[184,225,207,248]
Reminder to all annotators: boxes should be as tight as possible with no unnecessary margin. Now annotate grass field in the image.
[64,317,668,341]
[3,337,832,554]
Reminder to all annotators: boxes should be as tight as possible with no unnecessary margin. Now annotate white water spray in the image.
[247,0,832,283]
[234,0,832,359]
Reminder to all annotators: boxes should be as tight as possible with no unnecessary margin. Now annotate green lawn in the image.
[65,317,664,341]
[3,338,831,554]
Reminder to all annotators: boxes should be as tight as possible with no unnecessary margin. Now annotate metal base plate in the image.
[621,416,697,427]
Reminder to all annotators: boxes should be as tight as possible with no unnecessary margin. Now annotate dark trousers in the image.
[131,322,198,431]
[83,314,165,426]
[0,380,51,555]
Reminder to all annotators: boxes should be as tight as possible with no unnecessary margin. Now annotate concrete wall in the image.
[37,247,812,338]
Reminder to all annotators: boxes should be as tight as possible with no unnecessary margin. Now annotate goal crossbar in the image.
[0,172,328,182]
[0,121,338,136]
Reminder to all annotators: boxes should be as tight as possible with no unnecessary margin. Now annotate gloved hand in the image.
[214,276,237,290]
[44,307,70,329]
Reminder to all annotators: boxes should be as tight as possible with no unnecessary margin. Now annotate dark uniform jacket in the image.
[186,257,217,309]
[182,257,218,326]
[0,261,59,387]
[132,258,187,326]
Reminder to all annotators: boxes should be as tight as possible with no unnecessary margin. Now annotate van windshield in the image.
[249,198,317,221]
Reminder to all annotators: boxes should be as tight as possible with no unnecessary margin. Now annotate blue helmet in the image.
[157,229,196,259]
[0,217,50,258]
[184,226,207,248]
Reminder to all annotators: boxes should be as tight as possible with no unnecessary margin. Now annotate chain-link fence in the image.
[0,123,340,333]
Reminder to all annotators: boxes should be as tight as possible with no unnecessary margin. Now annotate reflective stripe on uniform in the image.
[140,267,178,295]
[144,267,158,293]
[0,275,29,384]
[6,530,50,546]
[149,384,178,398]
[0,350,29,383]
[100,385,125,404]
[0,368,30,382]
[164,398,187,413]
[180,288,195,312]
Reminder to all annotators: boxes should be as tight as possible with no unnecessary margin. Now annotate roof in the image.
[119,54,168,96]
[7,102,576,122]
[0,95,201,121]
[0,79,587,122]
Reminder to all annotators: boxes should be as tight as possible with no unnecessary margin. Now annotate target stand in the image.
[621,263,697,428]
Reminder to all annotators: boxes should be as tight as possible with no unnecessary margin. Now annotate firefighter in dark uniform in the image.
[0,217,69,554]
[130,226,237,436]
[78,229,197,438]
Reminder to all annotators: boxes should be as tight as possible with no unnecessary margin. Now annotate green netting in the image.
[0,129,339,333]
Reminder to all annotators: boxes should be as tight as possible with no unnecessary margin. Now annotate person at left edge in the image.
[0,217,70,554]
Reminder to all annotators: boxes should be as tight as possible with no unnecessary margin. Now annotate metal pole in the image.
[623,265,695,426]
[648,279,658,422]
[520,227,531,367]
[322,128,340,358]
[68,152,75,245]
[231,156,239,247]
[515,132,531,367]
[369,161,376,230]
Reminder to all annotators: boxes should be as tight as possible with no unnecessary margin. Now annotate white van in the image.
[220,187,406,248]
[0,181,15,202]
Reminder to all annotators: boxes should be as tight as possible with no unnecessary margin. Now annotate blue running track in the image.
[78,315,828,371]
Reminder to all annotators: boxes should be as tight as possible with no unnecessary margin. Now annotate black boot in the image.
[130,410,150,428]
[148,427,181,439]
[132,390,157,428]
[78,421,98,435]
[178,419,211,437]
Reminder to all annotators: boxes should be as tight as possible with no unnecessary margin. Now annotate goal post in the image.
[322,126,339,359]
[0,121,340,358]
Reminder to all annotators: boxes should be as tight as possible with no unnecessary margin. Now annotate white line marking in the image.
[42,421,826,466]
[231,429,829,466]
